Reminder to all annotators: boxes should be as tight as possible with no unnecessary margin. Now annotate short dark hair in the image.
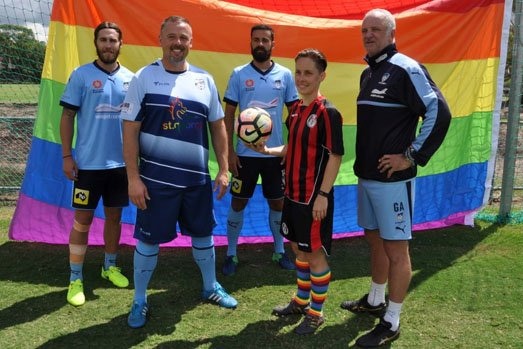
[295,48,327,72]
[94,21,122,42]
[251,24,274,41]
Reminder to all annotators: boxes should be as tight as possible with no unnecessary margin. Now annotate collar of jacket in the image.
[364,44,398,69]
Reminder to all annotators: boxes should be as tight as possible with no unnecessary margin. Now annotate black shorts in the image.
[280,196,334,255]
[230,156,284,199]
[72,167,129,209]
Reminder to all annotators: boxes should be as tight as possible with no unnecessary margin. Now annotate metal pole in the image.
[500,0,523,221]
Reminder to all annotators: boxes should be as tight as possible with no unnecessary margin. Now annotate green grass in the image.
[0,206,522,348]
[0,84,39,103]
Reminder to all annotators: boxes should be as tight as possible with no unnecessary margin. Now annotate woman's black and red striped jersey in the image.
[285,96,345,204]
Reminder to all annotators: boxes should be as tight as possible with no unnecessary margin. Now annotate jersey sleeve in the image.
[207,74,225,122]
[324,104,345,156]
[284,70,299,105]
[406,64,451,166]
[59,68,83,109]
[223,69,240,106]
[120,70,146,122]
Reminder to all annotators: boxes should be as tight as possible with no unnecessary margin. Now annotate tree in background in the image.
[0,24,46,84]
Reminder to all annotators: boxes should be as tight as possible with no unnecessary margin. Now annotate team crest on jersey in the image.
[245,79,254,88]
[231,177,242,194]
[379,73,390,85]
[123,81,130,91]
[306,114,318,128]
[92,80,102,89]
[194,78,205,90]
[273,79,282,89]
[73,188,89,205]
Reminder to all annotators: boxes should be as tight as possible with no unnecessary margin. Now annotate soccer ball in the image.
[234,107,272,145]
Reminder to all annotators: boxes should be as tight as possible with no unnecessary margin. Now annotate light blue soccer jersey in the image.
[120,59,224,188]
[223,62,298,157]
[60,61,133,170]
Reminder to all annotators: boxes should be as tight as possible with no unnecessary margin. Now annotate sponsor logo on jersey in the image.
[370,88,388,98]
[94,103,123,119]
[121,102,132,114]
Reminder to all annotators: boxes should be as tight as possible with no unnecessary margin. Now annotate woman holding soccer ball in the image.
[251,48,344,335]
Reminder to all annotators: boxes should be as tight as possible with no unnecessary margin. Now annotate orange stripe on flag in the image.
[51,0,503,63]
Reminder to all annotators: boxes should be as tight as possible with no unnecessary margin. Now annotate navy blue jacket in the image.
[354,44,451,182]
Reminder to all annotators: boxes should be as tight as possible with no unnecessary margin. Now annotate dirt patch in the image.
[0,103,38,117]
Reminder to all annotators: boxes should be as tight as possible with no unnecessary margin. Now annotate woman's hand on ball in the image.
[246,141,268,154]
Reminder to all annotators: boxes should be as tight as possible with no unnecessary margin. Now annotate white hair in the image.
[364,9,396,35]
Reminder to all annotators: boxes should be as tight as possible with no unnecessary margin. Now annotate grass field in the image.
[0,206,522,349]
[0,84,39,104]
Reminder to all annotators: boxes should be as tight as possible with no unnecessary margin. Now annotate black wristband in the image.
[317,190,330,198]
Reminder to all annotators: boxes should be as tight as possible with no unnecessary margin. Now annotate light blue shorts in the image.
[357,178,415,240]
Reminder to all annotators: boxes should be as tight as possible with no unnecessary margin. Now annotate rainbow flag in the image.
[9,0,510,246]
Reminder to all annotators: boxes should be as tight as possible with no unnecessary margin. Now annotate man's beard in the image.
[96,47,119,65]
[251,47,271,63]
[167,45,187,64]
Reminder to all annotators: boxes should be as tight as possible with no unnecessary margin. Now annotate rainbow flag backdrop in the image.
[9,0,510,246]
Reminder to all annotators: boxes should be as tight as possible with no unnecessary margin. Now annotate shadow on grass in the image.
[35,290,182,348]
[154,312,384,349]
[408,223,498,291]
[0,222,498,348]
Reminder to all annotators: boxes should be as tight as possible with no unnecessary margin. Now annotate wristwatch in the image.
[404,146,417,167]
[317,190,330,198]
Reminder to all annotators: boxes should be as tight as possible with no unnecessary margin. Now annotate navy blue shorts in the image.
[230,156,284,199]
[134,182,217,244]
[72,167,129,209]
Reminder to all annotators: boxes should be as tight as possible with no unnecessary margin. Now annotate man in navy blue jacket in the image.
[340,8,451,348]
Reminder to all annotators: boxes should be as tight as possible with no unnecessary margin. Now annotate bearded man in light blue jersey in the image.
[60,21,133,307]
[222,24,299,276]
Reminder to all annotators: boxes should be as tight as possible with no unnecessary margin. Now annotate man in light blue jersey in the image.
[121,16,237,329]
[222,24,299,276]
[60,21,133,307]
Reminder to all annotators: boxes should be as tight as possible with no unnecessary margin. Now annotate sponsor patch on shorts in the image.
[73,188,89,205]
